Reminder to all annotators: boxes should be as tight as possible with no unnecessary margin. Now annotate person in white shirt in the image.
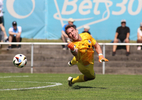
[0,0,8,42]
[7,21,22,49]
[137,22,142,50]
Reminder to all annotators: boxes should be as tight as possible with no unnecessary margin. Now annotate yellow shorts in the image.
[71,57,95,79]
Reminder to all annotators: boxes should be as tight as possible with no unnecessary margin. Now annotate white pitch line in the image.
[0,75,29,78]
[0,81,62,91]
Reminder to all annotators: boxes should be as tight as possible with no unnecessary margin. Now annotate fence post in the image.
[102,44,105,74]
[31,44,34,73]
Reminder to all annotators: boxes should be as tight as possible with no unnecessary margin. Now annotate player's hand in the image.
[99,55,109,63]
[67,42,75,50]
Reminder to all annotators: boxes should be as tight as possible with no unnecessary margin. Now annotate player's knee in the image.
[93,73,96,79]
[88,77,95,81]
[91,76,96,80]
[89,73,96,80]
[84,76,95,81]
[89,77,95,81]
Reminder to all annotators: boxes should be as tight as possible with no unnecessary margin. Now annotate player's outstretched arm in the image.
[94,42,109,63]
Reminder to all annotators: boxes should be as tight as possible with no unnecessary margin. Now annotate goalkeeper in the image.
[65,25,109,86]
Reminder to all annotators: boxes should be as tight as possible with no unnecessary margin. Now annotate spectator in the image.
[7,21,22,50]
[61,18,76,50]
[112,20,130,56]
[137,22,142,50]
[82,25,91,35]
[0,0,8,42]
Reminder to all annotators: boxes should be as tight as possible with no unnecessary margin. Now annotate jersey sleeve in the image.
[116,27,119,33]
[8,27,13,32]
[127,27,130,33]
[18,26,22,32]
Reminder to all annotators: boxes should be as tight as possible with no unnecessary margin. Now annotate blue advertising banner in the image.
[3,0,142,40]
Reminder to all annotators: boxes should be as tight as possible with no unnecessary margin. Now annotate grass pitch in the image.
[0,73,141,100]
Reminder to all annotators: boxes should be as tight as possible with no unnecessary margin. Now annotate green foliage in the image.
[0,73,141,100]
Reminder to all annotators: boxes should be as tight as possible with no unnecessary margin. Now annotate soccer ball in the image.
[13,54,27,68]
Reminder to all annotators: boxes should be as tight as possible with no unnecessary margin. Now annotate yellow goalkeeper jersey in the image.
[72,32,96,66]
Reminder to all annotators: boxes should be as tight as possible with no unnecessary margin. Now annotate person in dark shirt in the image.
[112,20,130,56]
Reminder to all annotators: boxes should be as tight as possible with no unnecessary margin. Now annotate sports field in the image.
[0,73,141,100]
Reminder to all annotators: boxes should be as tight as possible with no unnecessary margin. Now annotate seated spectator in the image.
[7,21,22,50]
[0,0,8,42]
[82,25,91,35]
[61,18,76,50]
[137,22,142,50]
[112,20,130,56]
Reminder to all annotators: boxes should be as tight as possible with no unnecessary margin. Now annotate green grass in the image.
[0,73,141,100]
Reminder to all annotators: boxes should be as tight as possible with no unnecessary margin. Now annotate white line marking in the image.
[0,75,29,78]
[0,81,62,91]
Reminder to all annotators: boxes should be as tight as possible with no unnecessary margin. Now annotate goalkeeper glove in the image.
[67,42,75,52]
[99,54,109,63]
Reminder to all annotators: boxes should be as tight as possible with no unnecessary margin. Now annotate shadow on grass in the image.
[72,85,106,89]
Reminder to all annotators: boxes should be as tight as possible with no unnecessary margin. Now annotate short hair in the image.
[12,21,17,26]
[65,24,76,34]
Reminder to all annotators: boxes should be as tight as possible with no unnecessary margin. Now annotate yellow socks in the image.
[71,57,78,65]
[72,75,85,83]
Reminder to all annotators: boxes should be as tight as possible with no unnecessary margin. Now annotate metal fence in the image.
[1,42,142,74]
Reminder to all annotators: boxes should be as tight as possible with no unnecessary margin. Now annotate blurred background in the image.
[3,0,142,40]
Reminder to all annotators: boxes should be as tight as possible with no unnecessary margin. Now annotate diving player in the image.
[65,25,108,86]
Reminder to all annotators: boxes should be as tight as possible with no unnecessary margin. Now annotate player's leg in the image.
[77,63,95,81]
[67,57,79,86]
[71,57,78,65]
[68,63,95,86]
[68,56,78,67]
[68,75,85,86]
